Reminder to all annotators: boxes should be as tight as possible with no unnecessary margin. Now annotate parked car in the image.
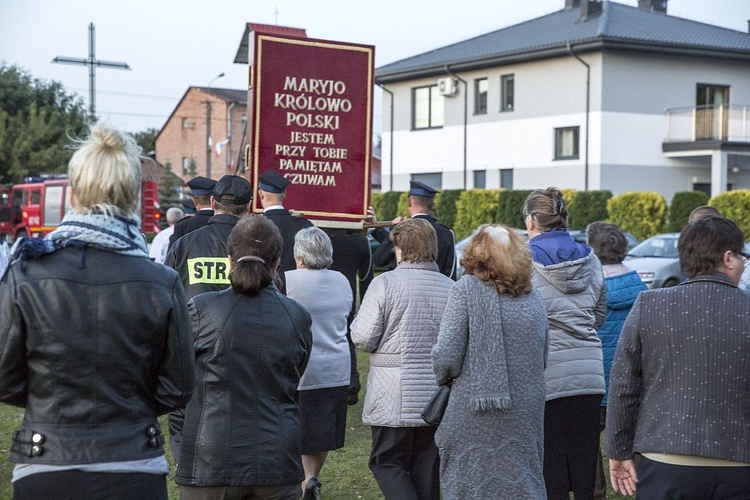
[624,233,682,288]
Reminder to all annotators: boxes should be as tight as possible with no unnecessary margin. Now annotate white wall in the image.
[379,50,750,197]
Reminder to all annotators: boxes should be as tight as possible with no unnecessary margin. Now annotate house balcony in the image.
[662,105,750,197]
[664,104,750,147]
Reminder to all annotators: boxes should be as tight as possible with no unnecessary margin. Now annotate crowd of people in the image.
[0,123,748,500]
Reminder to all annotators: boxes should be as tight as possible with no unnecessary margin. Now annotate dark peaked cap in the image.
[258,170,291,194]
[409,180,438,199]
[187,176,217,196]
[214,175,253,205]
[180,198,197,214]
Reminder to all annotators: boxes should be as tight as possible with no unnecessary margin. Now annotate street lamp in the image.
[206,72,225,179]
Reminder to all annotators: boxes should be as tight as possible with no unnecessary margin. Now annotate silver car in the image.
[624,233,682,288]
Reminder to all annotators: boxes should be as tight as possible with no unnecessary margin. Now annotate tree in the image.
[131,128,159,155]
[0,63,88,183]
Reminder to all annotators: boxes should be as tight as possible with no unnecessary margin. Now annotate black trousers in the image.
[369,426,440,500]
[637,455,750,500]
[13,470,167,500]
[543,394,601,500]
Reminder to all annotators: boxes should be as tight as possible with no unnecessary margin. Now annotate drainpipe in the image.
[445,66,468,190]
[376,83,394,192]
[567,42,590,191]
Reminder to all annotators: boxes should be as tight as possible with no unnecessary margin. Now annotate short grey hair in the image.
[294,226,333,270]
[166,207,184,225]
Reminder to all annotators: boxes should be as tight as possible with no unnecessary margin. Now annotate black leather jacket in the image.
[0,246,196,465]
[175,285,312,487]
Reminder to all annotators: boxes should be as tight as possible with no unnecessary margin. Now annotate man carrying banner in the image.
[258,170,313,291]
[372,181,456,279]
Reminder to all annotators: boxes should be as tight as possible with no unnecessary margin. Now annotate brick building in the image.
[155,87,247,184]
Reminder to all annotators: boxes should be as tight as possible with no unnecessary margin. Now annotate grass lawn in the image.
[0,351,632,499]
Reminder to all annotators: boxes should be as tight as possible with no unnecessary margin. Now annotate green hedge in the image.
[607,191,667,240]
[434,189,462,230]
[370,192,384,220]
[568,190,612,229]
[378,191,403,221]
[396,192,410,219]
[709,189,750,240]
[667,191,709,233]
[454,189,502,240]
[496,190,531,229]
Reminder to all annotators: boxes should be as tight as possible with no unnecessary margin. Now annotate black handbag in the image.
[421,383,451,426]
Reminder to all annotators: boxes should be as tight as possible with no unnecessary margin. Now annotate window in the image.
[500,169,514,189]
[182,118,189,129]
[501,74,514,112]
[696,84,730,140]
[554,127,579,160]
[182,157,189,176]
[474,78,488,115]
[411,172,443,190]
[412,85,444,129]
[473,170,486,189]
[31,189,41,205]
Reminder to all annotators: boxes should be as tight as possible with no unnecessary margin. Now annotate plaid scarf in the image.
[12,212,148,261]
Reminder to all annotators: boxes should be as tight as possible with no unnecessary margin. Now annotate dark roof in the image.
[376,1,750,83]
[234,23,308,64]
[197,87,248,103]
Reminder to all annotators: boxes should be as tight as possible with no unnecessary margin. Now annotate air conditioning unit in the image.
[437,77,458,97]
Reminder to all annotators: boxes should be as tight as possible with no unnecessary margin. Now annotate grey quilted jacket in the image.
[532,251,607,401]
[351,261,454,427]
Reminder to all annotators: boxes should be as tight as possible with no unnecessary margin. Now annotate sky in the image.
[1,0,748,137]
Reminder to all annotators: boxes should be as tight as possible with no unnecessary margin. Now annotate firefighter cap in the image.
[258,170,291,194]
[180,198,197,214]
[409,180,439,199]
[214,175,252,205]
[187,176,217,196]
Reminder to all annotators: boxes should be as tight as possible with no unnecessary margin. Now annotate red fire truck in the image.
[0,176,160,242]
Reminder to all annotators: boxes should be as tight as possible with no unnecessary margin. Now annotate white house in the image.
[375,0,750,199]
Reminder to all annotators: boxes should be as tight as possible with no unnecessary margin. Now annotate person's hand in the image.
[366,206,378,224]
[609,459,637,496]
[392,216,404,225]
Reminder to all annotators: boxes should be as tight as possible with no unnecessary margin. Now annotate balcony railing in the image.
[664,105,750,143]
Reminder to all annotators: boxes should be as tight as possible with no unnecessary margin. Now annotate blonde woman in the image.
[0,123,195,499]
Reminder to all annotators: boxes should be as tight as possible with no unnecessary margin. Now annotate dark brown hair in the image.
[192,194,212,206]
[461,224,532,296]
[390,218,438,263]
[522,187,569,231]
[586,221,628,265]
[410,194,435,212]
[214,198,249,217]
[227,215,283,295]
[688,205,722,223]
[679,216,744,278]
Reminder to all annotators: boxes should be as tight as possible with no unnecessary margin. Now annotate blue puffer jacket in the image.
[599,270,647,405]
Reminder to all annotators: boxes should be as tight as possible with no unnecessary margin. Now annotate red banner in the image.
[247,33,374,227]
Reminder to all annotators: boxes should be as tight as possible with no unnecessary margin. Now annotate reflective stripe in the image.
[187,257,231,285]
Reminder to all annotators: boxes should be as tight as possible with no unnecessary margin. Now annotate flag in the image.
[214,138,230,157]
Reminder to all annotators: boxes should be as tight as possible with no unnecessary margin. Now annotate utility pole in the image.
[205,73,225,179]
[52,23,131,123]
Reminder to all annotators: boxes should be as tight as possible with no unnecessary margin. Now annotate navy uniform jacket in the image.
[165,213,239,302]
[168,209,215,250]
[373,214,456,279]
[263,208,313,291]
[324,228,373,323]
